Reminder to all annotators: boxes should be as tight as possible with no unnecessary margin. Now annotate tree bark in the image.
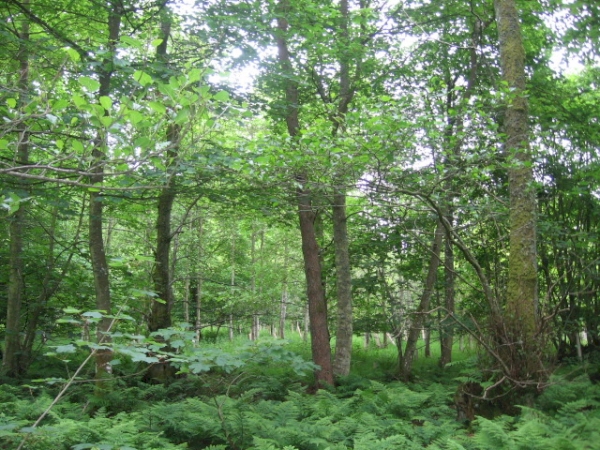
[2,1,29,377]
[275,0,333,387]
[89,1,122,382]
[332,189,353,376]
[494,0,540,379]
[150,16,178,334]
[439,230,455,366]
[279,238,289,339]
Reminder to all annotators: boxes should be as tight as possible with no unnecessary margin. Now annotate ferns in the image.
[4,347,600,449]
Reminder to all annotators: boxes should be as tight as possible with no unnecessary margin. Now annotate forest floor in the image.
[1,333,600,449]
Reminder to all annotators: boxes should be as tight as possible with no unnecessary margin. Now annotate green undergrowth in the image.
[2,336,600,449]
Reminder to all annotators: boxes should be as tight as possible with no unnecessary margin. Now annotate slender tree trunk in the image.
[330,0,358,378]
[424,327,431,357]
[2,2,29,377]
[150,16,178,334]
[275,0,333,387]
[195,276,202,343]
[279,238,289,339]
[195,214,203,342]
[230,223,238,340]
[440,224,455,367]
[250,226,257,341]
[279,288,288,339]
[401,221,444,381]
[88,1,123,383]
[332,189,353,376]
[183,277,190,324]
[149,125,179,332]
[495,0,540,380]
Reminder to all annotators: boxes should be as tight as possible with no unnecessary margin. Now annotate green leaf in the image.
[149,101,167,115]
[52,99,69,111]
[6,98,16,108]
[63,306,82,314]
[78,76,100,92]
[188,68,203,83]
[189,360,212,373]
[174,108,190,124]
[214,90,230,102]
[100,116,113,127]
[64,47,81,62]
[127,109,145,124]
[151,38,164,47]
[131,288,158,298]
[134,70,153,87]
[0,139,8,150]
[71,140,84,152]
[99,96,112,111]
[72,94,87,108]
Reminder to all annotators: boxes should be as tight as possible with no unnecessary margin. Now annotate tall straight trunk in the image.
[279,288,288,339]
[401,221,444,381]
[195,214,203,342]
[332,189,353,376]
[195,276,203,342]
[183,277,190,323]
[297,178,334,385]
[330,0,355,378]
[279,238,289,339]
[149,130,178,332]
[89,2,122,382]
[440,232,455,366]
[250,226,257,341]
[230,223,237,340]
[494,0,539,379]
[150,16,178,333]
[275,0,333,387]
[2,1,29,377]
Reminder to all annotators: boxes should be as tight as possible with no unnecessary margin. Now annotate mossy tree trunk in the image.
[494,0,540,380]
[331,0,355,378]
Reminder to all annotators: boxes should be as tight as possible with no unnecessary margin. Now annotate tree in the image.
[274,0,334,387]
[2,0,30,377]
[495,0,541,382]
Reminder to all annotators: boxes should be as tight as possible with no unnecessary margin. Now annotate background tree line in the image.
[0,0,599,398]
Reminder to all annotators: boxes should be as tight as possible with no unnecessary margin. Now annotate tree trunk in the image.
[275,0,333,387]
[330,0,356,378]
[279,238,289,339]
[183,277,190,323]
[332,189,353,376]
[440,228,455,367]
[195,214,203,342]
[149,124,179,332]
[2,1,29,377]
[494,0,540,380]
[279,288,288,339]
[401,221,444,381]
[150,16,178,334]
[89,2,123,383]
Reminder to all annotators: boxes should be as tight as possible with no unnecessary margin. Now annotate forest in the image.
[1,0,600,448]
